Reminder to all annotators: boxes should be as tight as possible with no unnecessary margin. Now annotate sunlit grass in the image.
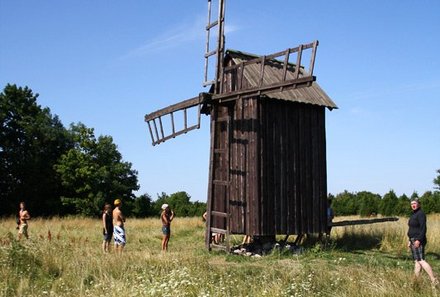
[1,215,439,296]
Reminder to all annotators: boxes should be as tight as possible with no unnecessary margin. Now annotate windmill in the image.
[145,0,337,251]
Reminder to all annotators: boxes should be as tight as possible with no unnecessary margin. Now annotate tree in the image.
[357,191,381,217]
[54,123,139,216]
[395,194,411,216]
[380,190,398,216]
[131,193,154,217]
[0,84,71,215]
[332,190,358,215]
[434,169,440,191]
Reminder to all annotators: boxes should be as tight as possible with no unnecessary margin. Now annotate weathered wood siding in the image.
[259,100,327,235]
[211,98,327,236]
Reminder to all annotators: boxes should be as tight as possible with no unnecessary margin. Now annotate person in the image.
[113,199,126,255]
[326,199,335,236]
[17,202,31,240]
[407,199,438,286]
[161,204,174,252]
[102,203,113,253]
[203,211,222,244]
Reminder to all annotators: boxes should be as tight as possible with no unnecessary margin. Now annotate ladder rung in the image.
[211,211,228,218]
[213,180,229,186]
[206,20,219,30]
[205,49,218,58]
[210,227,228,234]
[210,243,227,250]
[203,80,216,87]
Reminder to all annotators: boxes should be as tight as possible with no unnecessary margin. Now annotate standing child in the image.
[102,203,113,253]
[161,204,174,252]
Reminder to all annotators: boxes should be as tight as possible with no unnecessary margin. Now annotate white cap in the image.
[161,204,169,210]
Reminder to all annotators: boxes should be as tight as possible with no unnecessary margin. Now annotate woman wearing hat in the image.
[407,199,438,286]
[161,204,174,252]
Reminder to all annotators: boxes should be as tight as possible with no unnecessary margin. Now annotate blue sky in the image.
[1,1,439,201]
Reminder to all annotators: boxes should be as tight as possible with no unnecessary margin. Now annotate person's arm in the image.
[170,210,175,222]
[102,213,107,233]
[415,212,427,245]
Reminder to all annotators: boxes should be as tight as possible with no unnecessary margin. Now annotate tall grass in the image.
[0,215,439,296]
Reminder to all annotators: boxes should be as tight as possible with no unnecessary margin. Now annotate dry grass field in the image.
[1,214,439,296]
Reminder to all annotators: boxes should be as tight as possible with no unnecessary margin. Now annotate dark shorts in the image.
[103,232,113,242]
[162,226,170,235]
[410,239,425,261]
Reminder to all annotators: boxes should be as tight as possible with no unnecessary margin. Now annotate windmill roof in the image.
[225,50,338,109]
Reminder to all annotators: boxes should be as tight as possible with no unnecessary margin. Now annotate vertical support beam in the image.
[170,112,176,135]
[158,116,165,139]
[282,48,290,81]
[153,120,160,144]
[294,45,303,79]
[205,105,217,250]
[309,40,319,76]
[184,108,188,130]
[147,121,155,145]
[215,0,226,94]
[259,56,266,87]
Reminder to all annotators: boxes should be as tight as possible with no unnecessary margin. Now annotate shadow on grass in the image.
[331,231,383,251]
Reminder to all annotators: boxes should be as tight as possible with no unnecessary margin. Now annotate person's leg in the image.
[419,260,437,283]
[164,235,170,251]
[102,240,107,253]
[162,235,167,251]
[414,261,422,277]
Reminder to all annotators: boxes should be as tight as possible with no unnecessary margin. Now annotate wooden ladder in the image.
[203,0,226,93]
[205,105,231,252]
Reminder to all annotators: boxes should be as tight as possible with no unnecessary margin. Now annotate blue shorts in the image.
[162,226,170,235]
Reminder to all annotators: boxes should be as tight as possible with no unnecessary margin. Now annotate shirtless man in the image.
[18,202,31,240]
[161,204,174,252]
[112,199,126,254]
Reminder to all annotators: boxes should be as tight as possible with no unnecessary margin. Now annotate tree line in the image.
[0,84,206,217]
[1,84,439,218]
[330,171,440,217]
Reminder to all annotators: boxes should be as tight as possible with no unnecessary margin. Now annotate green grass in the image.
[0,215,439,296]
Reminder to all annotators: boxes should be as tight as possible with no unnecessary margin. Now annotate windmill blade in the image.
[214,41,319,103]
[145,95,203,146]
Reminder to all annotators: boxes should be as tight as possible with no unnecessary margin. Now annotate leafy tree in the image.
[131,193,154,217]
[419,191,440,214]
[357,191,381,217]
[332,190,358,215]
[151,191,206,217]
[380,190,398,216]
[54,123,139,216]
[434,169,440,191]
[0,84,71,215]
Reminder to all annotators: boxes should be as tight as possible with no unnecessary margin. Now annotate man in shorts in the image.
[407,199,438,286]
[113,199,126,255]
[18,202,31,240]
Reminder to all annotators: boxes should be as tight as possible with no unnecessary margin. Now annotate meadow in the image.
[1,215,439,297]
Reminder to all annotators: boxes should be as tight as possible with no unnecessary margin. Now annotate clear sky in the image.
[1,1,439,201]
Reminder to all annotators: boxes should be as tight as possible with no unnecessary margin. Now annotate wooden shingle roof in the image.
[225,50,338,110]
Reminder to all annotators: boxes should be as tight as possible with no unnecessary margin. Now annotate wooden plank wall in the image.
[260,100,327,235]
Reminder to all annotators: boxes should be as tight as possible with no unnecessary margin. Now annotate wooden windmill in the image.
[145,0,337,251]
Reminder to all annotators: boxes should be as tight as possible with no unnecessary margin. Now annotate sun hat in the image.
[161,203,169,210]
[114,199,122,206]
